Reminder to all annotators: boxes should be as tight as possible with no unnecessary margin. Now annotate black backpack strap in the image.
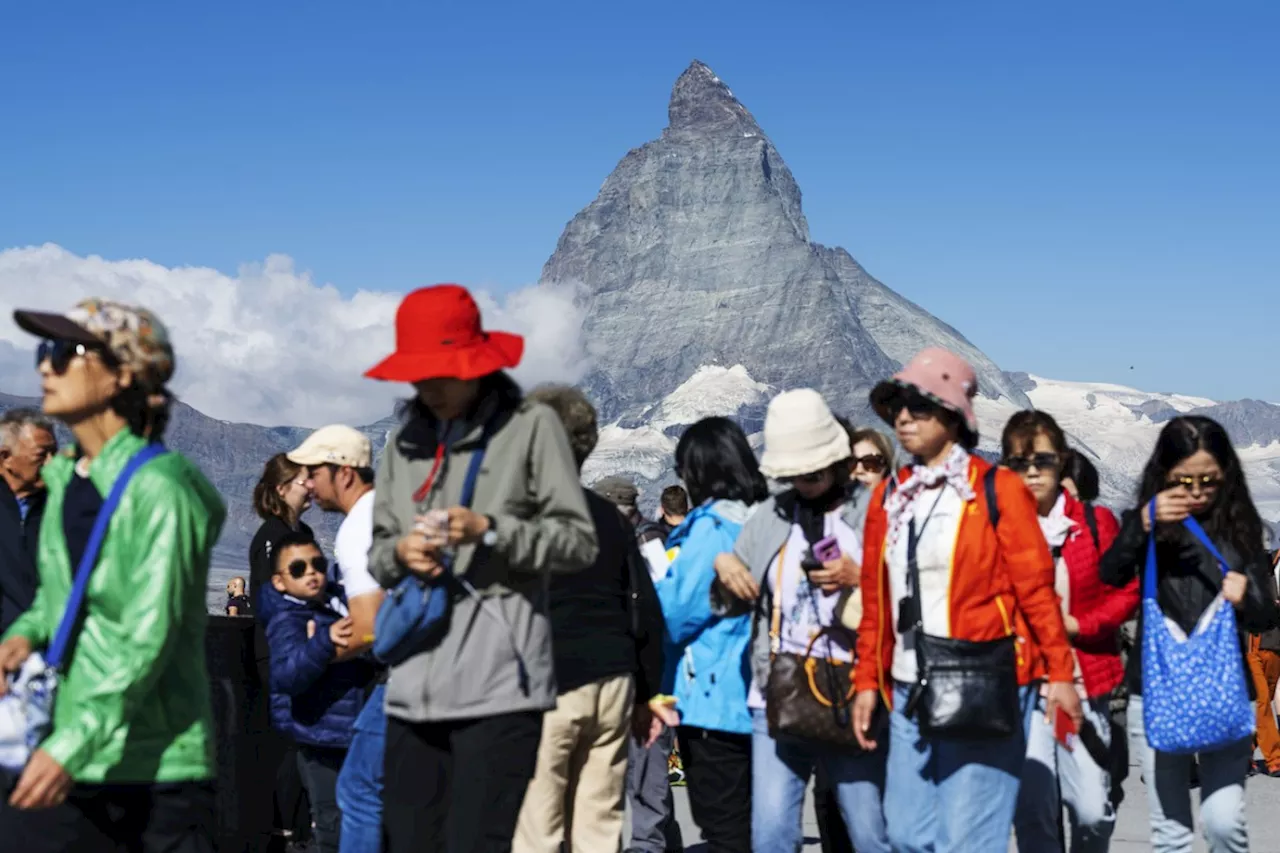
[1083,502,1100,552]
[984,466,1000,529]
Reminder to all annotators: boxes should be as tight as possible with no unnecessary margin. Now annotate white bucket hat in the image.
[758,389,851,480]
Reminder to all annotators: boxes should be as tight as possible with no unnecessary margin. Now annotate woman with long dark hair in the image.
[364,285,597,853]
[0,299,224,852]
[655,416,767,853]
[1100,416,1279,852]
[1002,411,1135,853]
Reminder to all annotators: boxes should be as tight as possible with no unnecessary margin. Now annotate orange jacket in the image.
[854,455,1074,706]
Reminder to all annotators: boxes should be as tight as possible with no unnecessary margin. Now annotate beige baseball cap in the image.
[287,425,372,468]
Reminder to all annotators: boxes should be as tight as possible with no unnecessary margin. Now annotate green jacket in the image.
[3,429,226,784]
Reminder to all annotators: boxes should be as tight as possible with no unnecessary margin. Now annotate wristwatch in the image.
[481,515,499,549]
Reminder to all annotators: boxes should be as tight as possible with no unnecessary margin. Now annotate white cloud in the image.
[0,244,588,426]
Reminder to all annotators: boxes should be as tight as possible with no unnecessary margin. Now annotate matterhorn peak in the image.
[667,60,763,137]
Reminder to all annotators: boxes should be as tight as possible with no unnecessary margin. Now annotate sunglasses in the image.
[36,338,114,375]
[1164,474,1222,494]
[281,555,329,579]
[886,391,943,421]
[1003,453,1061,474]
[853,454,886,474]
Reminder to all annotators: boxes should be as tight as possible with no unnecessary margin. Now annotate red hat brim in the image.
[364,331,525,383]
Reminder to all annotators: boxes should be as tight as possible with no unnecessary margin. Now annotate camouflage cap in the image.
[14,298,175,388]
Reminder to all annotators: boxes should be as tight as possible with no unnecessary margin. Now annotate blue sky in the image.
[1,1,1276,402]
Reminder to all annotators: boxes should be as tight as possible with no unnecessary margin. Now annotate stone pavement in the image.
[657,761,1280,852]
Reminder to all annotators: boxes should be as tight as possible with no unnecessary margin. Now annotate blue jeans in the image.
[1015,687,1116,853]
[337,684,386,853]
[750,709,889,853]
[883,681,1025,853]
[1128,694,1251,853]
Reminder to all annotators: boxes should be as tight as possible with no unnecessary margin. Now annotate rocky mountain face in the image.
[540,60,1031,428]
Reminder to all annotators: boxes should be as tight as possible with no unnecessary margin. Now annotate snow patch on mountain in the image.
[582,364,770,499]
[645,365,772,429]
[583,366,1280,526]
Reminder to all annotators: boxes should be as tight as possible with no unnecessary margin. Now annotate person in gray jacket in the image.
[363,284,599,853]
[711,389,889,853]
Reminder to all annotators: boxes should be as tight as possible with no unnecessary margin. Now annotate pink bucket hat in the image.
[870,347,979,443]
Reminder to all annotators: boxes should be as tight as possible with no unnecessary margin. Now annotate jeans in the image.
[1129,694,1252,853]
[0,777,216,853]
[626,726,683,852]
[1014,688,1116,853]
[383,710,543,853]
[676,726,752,853]
[750,709,889,853]
[338,683,386,853]
[298,745,347,853]
[883,681,1025,853]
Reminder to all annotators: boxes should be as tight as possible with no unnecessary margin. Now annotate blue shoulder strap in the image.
[1182,516,1230,575]
[1143,501,1230,600]
[458,420,496,509]
[46,443,167,669]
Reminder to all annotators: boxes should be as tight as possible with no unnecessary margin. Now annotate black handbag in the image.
[901,505,1020,740]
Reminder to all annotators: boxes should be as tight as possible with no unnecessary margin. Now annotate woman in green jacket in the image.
[0,299,226,853]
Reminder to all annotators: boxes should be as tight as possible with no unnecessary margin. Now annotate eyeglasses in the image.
[853,454,886,474]
[36,339,114,375]
[281,555,329,579]
[1003,453,1061,474]
[1164,474,1222,494]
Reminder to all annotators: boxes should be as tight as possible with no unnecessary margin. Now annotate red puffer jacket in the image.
[1059,494,1137,698]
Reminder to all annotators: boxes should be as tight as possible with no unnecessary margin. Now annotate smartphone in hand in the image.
[812,536,841,563]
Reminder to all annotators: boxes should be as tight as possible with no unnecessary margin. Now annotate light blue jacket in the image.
[655,499,754,735]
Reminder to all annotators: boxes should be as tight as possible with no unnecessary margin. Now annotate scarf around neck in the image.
[1038,491,1075,550]
[885,443,975,551]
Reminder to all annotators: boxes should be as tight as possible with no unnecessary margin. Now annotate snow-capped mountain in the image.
[580,365,1280,529]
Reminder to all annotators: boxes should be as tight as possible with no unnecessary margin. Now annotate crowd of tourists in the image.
[0,285,1276,853]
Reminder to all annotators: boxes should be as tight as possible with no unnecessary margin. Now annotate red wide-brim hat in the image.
[365,284,525,383]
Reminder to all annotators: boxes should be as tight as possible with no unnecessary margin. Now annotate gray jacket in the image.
[713,485,872,694]
[369,379,599,722]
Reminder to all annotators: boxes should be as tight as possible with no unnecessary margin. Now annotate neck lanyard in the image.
[904,488,946,597]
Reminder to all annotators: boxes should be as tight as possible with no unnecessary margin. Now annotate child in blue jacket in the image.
[266,531,376,853]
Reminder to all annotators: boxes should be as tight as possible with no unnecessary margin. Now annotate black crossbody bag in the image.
[899,469,1020,740]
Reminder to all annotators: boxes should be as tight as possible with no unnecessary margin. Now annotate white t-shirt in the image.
[887,485,964,684]
[747,510,861,710]
[335,490,379,601]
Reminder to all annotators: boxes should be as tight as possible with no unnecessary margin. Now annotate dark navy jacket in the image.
[265,583,377,749]
[0,478,45,636]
